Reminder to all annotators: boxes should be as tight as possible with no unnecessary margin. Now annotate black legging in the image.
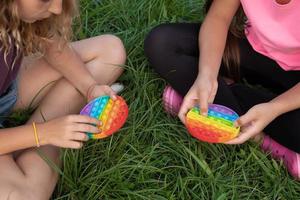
[144,23,300,153]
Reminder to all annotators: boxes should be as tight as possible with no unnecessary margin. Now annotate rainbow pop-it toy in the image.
[80,96,128,139]
[185,104,240,143]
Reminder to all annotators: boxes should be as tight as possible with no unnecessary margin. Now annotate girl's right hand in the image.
[178,73,218,124]
[38,115,102,149]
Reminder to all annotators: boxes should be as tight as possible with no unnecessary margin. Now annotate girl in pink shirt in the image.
[145,0,300,180]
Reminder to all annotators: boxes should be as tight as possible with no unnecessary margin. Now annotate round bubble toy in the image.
[185,104,240,143]
[80,95,128,139]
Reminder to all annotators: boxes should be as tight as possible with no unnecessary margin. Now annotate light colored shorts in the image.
[0,80,18,127]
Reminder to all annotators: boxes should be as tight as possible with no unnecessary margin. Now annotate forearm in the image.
[45,41,97,97]
[198,0,240,78]
[270,82,300,115]
[198,17,229,77]
[0,124,47,155]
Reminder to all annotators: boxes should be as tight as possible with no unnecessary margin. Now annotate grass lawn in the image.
[7,0,300,199]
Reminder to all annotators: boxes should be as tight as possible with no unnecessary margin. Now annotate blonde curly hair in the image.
[0,0,79,67]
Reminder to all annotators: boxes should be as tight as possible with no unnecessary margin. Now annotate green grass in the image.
[7,0,300,199]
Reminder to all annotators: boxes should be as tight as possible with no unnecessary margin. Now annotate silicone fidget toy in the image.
[80,96,128,139]
[185,104,240,143]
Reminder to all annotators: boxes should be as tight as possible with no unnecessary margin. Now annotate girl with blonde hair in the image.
[0,0,126,199]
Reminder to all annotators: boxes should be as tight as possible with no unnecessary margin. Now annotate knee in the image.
[95,34,126,67]
[144,24,178,77]
[144,23,175,58]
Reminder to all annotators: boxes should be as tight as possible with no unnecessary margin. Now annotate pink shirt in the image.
[240,0,300,71]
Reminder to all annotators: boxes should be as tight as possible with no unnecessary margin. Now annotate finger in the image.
[224,134,250,145]
[225,131,254,144]
[235,111,256,127]
[71,115,102,126]
[75,123,101,133]
[224,125,260,145]
[104,86,117,100]
[178,97,195,124]
[72,132,89,142]
[66,141,83,149]
[199,92,209,116]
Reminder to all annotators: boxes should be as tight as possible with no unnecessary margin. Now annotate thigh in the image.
[0,154,25,196]
[14,56,62,110]
[71,35,125,66]
[15,35,125,110]
[0,148,59,199]
[144,23,201,95]
[265,109,300,154]
[70,35,125,84]
[238,38,300,94]
[230,83,277,113]
[0,154,24,181]
[145,23,201,59]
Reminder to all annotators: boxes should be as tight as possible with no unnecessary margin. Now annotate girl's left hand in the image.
[87,85,117,102]
[225,103,280,145]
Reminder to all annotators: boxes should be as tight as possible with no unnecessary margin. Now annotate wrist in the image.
[86,83,98,101]
[198,66,218,80]
[77,79,97,99]
[268,101,285,117]
[35,122,49,146]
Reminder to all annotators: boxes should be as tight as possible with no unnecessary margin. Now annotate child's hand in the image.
[225,103,280,145]
[87,85,117,102]
[38,115,101,149]
[178,74,218,124]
